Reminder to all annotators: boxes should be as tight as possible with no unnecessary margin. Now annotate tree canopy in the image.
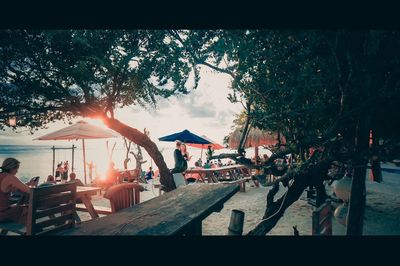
[0,29,201,191]
[0,30,197,129]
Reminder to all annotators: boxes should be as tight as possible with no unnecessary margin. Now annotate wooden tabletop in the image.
[61,183,240,235]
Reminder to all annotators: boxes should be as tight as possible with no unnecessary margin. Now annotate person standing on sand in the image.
[55,162,64,181]
[62,161,69,182]
[180,143,192,171]
[171,140,186,174]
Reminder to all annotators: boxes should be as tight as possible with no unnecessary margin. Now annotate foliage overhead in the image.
[0,30,198,130]
[170,30,400,162]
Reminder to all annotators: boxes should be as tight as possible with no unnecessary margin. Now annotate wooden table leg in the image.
[81,195,99,219]
[197,174,205,183]
[73,211,82,223]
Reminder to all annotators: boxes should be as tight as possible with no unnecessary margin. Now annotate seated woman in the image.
[0,158,36,224]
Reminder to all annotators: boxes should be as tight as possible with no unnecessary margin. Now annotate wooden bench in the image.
[60,183,240,235]
[0,183,77,235]
[312,200,333,235]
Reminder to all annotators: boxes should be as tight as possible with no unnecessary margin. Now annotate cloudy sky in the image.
[0,67,243,148]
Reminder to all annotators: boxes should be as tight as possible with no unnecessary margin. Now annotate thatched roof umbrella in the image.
[228,127,286,158]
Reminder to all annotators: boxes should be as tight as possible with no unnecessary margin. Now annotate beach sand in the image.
[78,166,400,235]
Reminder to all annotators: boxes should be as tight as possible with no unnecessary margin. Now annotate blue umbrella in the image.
[158,129,211,144]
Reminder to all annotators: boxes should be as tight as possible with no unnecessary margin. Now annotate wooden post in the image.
[240,181,246,192]
[228,209,245,235]
[255,146,259,159]
[71,144,75,173]
[82,139,87,184]
[52,146,55,176]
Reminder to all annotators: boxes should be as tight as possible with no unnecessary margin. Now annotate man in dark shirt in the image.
[171,140,186,174]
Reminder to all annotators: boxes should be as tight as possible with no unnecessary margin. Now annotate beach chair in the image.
[152,172,188,197]
[0,183,77,235]
[173,173,187,188]
[103,183,144,213]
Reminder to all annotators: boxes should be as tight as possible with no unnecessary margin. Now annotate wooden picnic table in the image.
[60,183,240,235]
[74,186,102,221]
[184,164,246,183]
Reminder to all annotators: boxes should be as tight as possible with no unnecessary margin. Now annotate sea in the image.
[0,143,256,184]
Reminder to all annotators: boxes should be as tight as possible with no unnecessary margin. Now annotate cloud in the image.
[176,90,217,118]
[187,104,217,118]
[154,97,172,110]
[205,110,235,127]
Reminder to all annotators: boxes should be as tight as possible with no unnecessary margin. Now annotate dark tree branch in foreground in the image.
[247,158,331,235]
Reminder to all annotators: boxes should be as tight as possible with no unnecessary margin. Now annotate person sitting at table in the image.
[211,161,218,169]
[0,158,37,224]
[68,172,85,186]
[185,161,203,183]
[203,160,211,169]
[38,175,57,187]
[67,173,84,203]
[145,167,154,181]
[251,155,261,165]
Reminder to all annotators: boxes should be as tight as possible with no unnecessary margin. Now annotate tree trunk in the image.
[238,100,252,153]
[103,117,176,192]
[346,117,370,235]
[370,160,382,183]
[370,129,382,182]
[239,117,251,153]
[346,165,367,235]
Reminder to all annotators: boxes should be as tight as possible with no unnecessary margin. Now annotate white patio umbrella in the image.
[34,121,119,184]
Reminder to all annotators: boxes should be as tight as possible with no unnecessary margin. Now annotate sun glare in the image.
[87,118,107,128]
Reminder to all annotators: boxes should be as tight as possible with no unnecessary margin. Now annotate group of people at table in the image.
[170,140,247,183]
[0,157,86,225]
